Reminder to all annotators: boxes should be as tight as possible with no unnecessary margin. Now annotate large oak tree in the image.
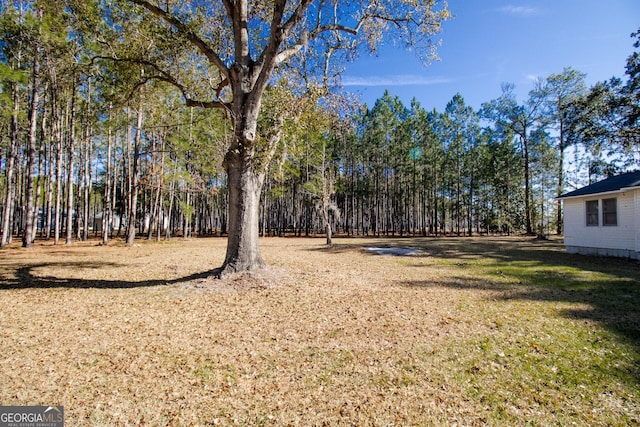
[72,0,449,275]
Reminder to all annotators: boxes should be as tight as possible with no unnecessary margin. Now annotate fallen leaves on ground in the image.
[0,236,638,426]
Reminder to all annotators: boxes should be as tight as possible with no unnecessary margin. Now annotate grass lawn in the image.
[0,236,639,426]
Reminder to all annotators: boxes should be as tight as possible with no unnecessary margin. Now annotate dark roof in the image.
[558,171,640,199]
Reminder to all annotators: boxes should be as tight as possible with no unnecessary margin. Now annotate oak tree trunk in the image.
[325,221,332,246]
[217,59,273,275]
[220,148,265,276]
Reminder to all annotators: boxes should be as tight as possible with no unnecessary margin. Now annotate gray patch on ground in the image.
[365,247,422,256]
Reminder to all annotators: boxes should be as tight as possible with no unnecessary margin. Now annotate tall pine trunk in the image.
[81,80,93,241]
[102,105,113,245]
[126,107,142,245]
[45,118,54,240]
[22,41,41,248]
[1,84,19,247]
[34,105,47,240]
[65,80,77,245]
[556,120,565,235]
[53,107,63,245]
[522,135,533,235]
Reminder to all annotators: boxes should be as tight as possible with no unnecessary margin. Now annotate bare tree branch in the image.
[91,55,229,110]
[127,0,230,79]
[273,22,361,66]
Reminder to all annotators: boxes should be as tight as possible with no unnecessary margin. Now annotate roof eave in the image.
[620,184,640,192]
[557,185,640,201]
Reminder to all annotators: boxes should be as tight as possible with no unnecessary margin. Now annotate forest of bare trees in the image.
[1,2,638,248]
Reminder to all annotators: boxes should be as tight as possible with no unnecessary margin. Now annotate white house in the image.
[558,171,640,260]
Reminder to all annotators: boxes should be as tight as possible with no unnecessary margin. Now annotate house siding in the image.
[563,191,639,260]
[636,189,640,254]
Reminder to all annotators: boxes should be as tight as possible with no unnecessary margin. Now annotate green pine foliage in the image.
[0,2,637,242]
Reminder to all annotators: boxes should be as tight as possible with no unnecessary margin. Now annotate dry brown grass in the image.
[0,236,638,426]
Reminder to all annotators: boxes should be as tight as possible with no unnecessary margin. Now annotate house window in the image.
[586,200,599,226]
[602,198,617,226]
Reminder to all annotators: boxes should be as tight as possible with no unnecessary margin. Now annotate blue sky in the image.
[341,0,640,112]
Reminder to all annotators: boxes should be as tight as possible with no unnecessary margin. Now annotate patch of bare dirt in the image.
[177,267,289,294]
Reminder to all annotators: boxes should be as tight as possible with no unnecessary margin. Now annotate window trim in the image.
[585,200,599,227]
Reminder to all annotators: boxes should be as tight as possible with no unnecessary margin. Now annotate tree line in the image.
[1,2,638,247]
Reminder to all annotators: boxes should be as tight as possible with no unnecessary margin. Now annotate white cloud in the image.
[341,75,451,87]
[498,5,542,16]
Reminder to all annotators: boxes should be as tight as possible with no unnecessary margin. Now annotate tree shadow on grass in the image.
[397,238,640,339]
[404,274,640,388]
[404,273,640,342]
[0,261,220,290]
[320,236,640,384]
[388,237,640,385]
